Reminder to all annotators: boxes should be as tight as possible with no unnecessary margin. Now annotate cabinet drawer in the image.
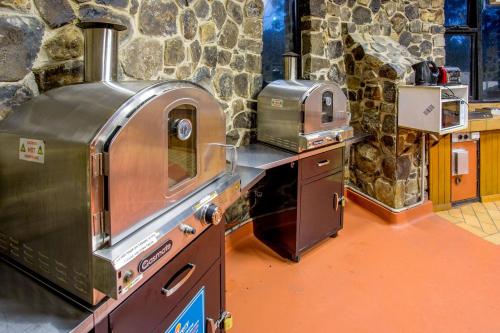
[109,225,222,333]
[300,148,343,180]
[154,261,222,333]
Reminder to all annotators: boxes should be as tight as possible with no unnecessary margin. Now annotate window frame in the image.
[261,0,301,86]
[445,0,499,102]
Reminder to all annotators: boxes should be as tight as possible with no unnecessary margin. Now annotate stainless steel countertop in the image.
[0,258,94,333]
[236,142,346,170]
[237,166,266,193]
[237,143,297,169]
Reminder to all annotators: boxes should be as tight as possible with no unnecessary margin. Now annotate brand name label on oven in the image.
[271,98,284,108]
[19,138,45,164]
[138,240,173,273]
[113,232,160,269]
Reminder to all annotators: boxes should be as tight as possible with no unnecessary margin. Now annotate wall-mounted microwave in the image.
[398,85,468,135]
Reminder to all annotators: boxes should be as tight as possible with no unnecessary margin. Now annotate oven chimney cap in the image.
[77,19,127,31]
[283,52,299,81]
[283,52,299,58]
[77,19,126,83]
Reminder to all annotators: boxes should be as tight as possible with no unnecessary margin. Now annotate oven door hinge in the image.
[92,211,110,249]
[91,152,109,177]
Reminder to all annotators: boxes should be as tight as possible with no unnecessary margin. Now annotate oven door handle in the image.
[161,263,196,297]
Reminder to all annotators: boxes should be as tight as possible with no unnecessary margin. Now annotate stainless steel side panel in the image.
[0,80,173,305]
[0,133,93,302]
[105,83,227,244]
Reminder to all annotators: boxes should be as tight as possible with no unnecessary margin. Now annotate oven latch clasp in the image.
[207,311,233,332]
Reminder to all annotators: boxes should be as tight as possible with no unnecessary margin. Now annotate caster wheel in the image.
[330,232,338,238]
[292,255,301,263]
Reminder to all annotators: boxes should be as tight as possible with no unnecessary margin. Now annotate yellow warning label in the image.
[19,138,45,164]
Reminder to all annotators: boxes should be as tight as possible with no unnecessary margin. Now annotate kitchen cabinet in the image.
[299,172,343,252]
[429,135,452,211]
[252,148,345,262]
[480,130,500,202]
[103,222,226,333]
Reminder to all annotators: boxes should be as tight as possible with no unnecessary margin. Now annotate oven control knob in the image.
[123,270,134,283]
[179,224,196,235]
[335,134,342,142]
[202,204,223,226]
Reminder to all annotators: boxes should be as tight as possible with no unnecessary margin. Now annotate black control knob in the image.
[202,204,223,226]
[464,134,469,140]
[458,134,463,140]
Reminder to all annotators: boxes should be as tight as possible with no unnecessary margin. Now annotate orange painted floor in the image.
[226,201,500,333]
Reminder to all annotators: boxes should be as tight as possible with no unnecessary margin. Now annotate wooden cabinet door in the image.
[298,171,343,251]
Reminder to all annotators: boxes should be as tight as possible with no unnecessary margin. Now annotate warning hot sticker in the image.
[19,138,45,164]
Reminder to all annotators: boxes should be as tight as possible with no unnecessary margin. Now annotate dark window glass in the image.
[445,35,473,89]
[481,1,500,100]
[168,105,196,189]
[262,0,297,82]
[444,0,469,26]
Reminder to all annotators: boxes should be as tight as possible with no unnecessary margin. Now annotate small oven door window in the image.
[321,91,334,124]
[168,105,197,189]
[442,100,462,129]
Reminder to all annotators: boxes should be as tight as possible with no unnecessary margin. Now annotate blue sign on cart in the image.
[166,287,205,333]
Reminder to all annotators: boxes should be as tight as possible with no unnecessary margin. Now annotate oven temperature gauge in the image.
[173,119,192,141]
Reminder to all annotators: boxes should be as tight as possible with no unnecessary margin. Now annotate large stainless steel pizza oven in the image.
[0,21,239,305]
[258,53,353,152]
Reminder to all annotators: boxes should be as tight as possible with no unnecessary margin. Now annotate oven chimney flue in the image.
[283,52,299,81]
[77,20,127,83]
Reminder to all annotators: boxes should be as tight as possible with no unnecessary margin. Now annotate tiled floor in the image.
[226,201,500,333]
[436,201,500,244]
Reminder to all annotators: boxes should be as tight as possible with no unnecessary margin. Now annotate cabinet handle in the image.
[333,193,339,211]
[161,263,196,297]
[317,159,331,167]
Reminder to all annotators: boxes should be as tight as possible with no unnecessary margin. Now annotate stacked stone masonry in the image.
[0,0,264,146]
[299,0,445,209]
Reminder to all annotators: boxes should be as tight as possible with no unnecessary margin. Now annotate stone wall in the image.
[0,0,264,147]
[299,0,445,82]
[298,0,444,209]
[345,33,423,208]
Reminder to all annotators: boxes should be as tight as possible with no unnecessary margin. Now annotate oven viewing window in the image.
[168,105,197,189]
[321,91,334,124]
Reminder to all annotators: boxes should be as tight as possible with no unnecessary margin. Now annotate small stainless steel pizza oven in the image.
[0,20,239,305]
[257,53,353,152]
